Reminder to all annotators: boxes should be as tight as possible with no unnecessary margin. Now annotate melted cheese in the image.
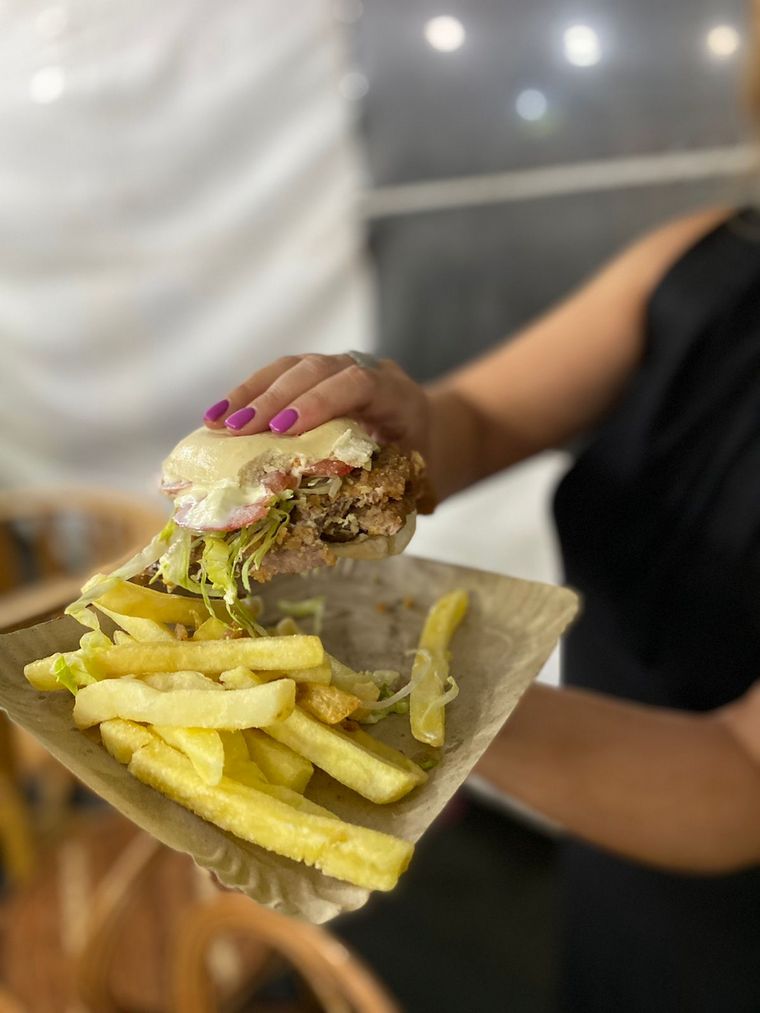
[161,418,377,530]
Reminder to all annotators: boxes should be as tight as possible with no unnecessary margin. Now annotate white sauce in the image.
[174,480,269,530]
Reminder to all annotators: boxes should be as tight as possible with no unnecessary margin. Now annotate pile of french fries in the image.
[24,578,468,892]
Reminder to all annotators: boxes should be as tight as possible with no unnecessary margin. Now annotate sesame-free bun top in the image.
[162,418,378,489]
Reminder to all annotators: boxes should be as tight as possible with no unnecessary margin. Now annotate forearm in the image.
[477,683,760,873]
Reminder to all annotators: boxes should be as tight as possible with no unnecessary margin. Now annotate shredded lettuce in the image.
[358,698,410,725]
[51,654,78,694]
[65,522,175,630]
[299,476,341,499]
[202,538,234,603]
[154,526,204,596]
[277,596,326,634]
[358,678,413,713]
[369,669,402,690]
[52,652,96,695]
[150,501,294,634]
[66,492,295,637]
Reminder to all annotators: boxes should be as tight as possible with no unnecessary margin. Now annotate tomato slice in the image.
[263,471,299,493]
[302,459,354,478]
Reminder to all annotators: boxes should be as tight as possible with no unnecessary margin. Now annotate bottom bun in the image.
[331,512,417,562]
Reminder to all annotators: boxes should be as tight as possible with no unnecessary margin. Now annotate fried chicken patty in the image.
[253,445,425,580]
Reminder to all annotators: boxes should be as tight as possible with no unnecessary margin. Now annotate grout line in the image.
[361,144,759,218]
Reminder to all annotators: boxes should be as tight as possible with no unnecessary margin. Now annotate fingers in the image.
[233,355,352,435]
[200,352,430,462]
[272,364,380,435]
[205,354,358,436]
[202,357,302,430]
[202,353,416,446]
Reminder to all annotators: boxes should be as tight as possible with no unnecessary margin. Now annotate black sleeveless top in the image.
[553,210,760,1012]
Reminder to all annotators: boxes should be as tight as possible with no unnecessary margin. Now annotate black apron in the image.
[553,209,760,1013]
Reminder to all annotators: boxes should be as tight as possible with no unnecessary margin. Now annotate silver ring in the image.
[346,349,381,370]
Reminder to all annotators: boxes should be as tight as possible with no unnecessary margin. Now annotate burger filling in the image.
[149,447,424,625]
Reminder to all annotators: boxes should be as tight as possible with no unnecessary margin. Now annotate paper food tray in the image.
[0,554,578,923]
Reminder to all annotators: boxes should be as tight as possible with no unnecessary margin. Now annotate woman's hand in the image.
[203,353,431,455]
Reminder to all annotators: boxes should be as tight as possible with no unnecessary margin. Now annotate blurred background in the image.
[0,0,752,1009]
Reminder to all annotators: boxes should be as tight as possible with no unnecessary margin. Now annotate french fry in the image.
[94,604,176,643]
[410,590,468,748]
[296,683,362,724]
[328,656,381,704]
[222,758,266,787]
[219,730,250,767]
[142,671,223,692]
[152,726,225,785]
[229,667,423,803]
[273,619,345,688]
[273,616,300,637]
[112,631,135,645]
[265,707,426,804]
[282,662,332,685]
[94,578,229,625]
[73,677,295,730]
[101,716,231,790]
[126,737,413,891]
[340,724,426,776]
[24,651,79,692]
[218,667,258,690]
[192,617,234,641]
[89,636,323,678]
[207,727,320,810]
[99,717,154,764]
[242,729,313,793]
[218,661,330,688]
[221,766,331,816]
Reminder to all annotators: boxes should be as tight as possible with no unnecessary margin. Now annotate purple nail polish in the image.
[269,407,299,433]
[204,399,229,422]
[225,406,256,431]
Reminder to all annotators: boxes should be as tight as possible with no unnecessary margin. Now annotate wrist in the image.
[425,386,484,499]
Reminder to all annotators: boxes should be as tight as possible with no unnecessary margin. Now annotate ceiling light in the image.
[515,89,548,121]
[706,24,740,58]
[563,24,601,67]
[424,16,466,53]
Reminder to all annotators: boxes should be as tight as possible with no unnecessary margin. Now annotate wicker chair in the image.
[0,486,166,887]
[0,810,397,1013]
[0,486,165,633]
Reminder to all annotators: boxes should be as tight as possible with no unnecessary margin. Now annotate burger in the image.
[67,419,429,633]
[152,417,428,597]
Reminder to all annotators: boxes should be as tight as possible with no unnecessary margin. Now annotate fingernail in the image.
[269,407,299,434]
[204,399,229,422]
[224,407,256,431]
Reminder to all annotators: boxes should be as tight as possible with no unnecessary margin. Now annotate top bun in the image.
[162,418,378,489]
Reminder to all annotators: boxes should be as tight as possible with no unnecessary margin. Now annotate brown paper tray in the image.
[0,554,578,923]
